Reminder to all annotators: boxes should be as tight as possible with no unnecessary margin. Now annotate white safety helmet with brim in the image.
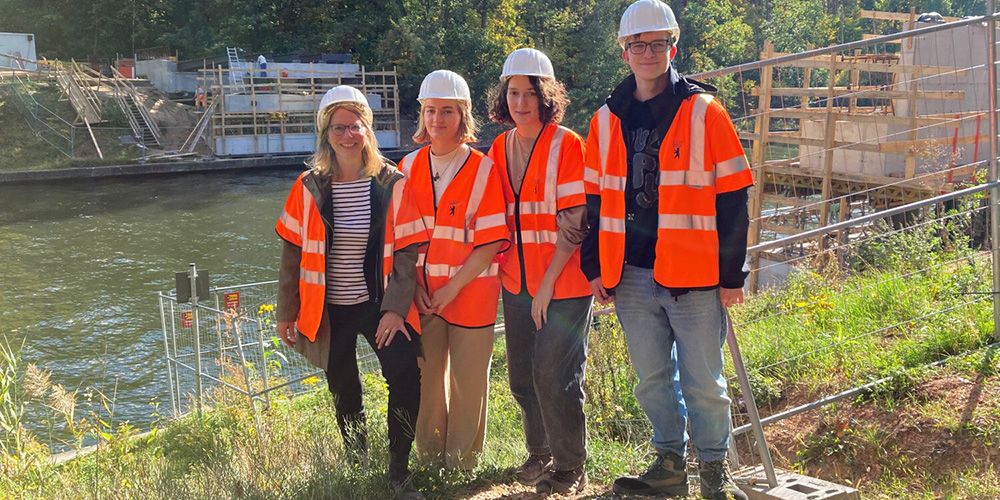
[316,85,369,128]
[618,0,680,47]
[500,48,555,81]
[418,70,471,102]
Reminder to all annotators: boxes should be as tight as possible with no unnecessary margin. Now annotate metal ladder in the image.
[226,47,247,94]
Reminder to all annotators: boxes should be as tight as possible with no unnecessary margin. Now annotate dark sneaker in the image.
[536,466,588,495]
[389,470,425,500]
[698,459,747,500]
[612,451,688,497]
[515,453,553,486]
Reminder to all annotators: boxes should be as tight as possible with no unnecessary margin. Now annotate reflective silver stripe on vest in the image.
[432,224,465,243]
[466,156,494,222]
[584,165,600,187]
[602,174,626,192]
[384,243,394,256]
[689,94,713,175]
[600,216,626,233]
[417,252,426,266]
[301,269,325,286]
[301,181,312,247]
[279,211,300,234]
[475,213,507,231]
[658,214,717,231]
[302,238,325,254]
[716,155,749,178]
[423,215,436,232]
[544,127,566,202]
[557,180,585,199]
[519,200,554,216]
[660,170,714,187]
[425,262,500,278]
[399,150,421,178]
[520,230,558,245]
[395,219,425,239]
[597,105,611,186]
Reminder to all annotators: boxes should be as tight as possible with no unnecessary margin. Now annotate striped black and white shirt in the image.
[326,177,372,305]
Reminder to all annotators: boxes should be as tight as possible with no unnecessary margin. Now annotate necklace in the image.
[431,145,465,183]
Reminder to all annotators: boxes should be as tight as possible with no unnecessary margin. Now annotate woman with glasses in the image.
[275,85,425,499]
[485,48,593,495]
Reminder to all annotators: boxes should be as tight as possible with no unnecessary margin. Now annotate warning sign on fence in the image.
[180,310,193,328]
[224,292,241,310]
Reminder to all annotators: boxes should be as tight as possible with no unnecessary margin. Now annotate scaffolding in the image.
[200,60,402,156]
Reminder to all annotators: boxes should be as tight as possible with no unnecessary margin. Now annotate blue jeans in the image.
[614,265,731,462]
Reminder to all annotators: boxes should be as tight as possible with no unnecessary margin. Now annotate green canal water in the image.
[0,168,302,444]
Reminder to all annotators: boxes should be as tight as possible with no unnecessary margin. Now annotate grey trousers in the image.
[502,289,593,470]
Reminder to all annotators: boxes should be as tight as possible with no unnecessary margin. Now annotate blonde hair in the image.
[411,99,478,144]
[310,102,385,179]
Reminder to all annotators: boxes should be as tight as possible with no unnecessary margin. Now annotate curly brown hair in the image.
[488,75,569,126]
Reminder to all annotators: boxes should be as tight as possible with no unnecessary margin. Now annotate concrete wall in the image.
[223,92,387,113]
[0,32,37,71]
[891,21,992,174]
[135,59,198,93]
[247,62,360,79]
[213,130,399,156]
[800,22,991,177]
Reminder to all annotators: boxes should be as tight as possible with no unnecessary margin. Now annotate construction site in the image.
[2,5,1000,499]
[0,46,403,161]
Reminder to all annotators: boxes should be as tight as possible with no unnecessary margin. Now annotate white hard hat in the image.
[500,48,555,80]
[418,70,471,102]
[618,0,680,45]
[316,85,368,126]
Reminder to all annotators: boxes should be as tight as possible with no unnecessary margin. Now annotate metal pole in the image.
[725,311,778,488]
[168,298,183,416]
[988,0,1000,342]
[158,295,178,418]
[189,263,204,417]
[256,315,272,409]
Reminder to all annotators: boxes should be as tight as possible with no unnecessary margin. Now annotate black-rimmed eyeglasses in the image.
[626,39,674,55]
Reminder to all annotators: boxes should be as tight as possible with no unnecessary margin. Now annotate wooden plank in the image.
[740,131,882,153]
[761,222,806,235]
[859,9,960,22]
[862,34,901,45]
[766,53,964,75]
[878,133,994,153]
[762,193,815,207]
[748,41,774,291]
[754,87,964,100]
[767,108,981,127]
[819,53,838,229]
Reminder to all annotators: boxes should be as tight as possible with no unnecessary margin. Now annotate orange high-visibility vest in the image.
[397,146,510,328]
[275,170,420,341]
[584,93,754,289]
[488,123,592,299]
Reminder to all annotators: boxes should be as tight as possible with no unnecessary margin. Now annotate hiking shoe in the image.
[536,466,588,495]
[612,451,688,496]
[698,459,747,500]
[515,453,553,486]
[389,471,425,500]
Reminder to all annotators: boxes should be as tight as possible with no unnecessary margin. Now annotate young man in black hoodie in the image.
[580,1,752,498]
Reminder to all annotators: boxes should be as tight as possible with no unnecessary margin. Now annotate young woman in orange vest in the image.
[485,48,592,495]
[274,85,425,499]
[395,70,510,470]
[581,1,753,499]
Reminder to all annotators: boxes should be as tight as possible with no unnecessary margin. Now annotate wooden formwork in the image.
[745,10,993,289]
[199,64,401,156]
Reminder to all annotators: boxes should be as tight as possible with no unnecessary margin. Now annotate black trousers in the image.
[325,301,421,461]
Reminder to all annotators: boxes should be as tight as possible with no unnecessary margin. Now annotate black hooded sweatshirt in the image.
[580,67,750,296]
